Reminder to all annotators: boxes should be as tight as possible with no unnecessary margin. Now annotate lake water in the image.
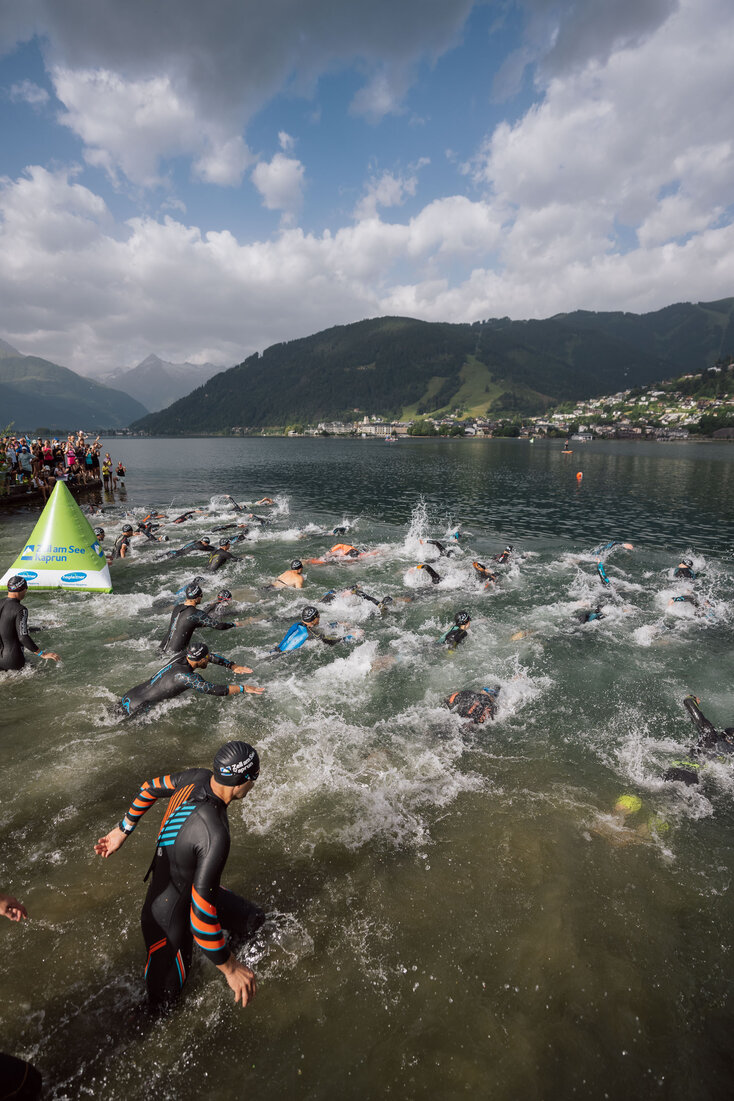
[1,436,733,1100]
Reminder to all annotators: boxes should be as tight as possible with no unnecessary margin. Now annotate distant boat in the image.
[384,435,399,442]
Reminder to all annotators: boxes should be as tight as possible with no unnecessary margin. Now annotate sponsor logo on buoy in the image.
[61,571,88,583]
[17,570,38,580]
[20,545,35,560]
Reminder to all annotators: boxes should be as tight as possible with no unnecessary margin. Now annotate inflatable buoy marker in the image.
[576,471,583,481]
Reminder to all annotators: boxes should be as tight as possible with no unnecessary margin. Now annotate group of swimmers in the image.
[1,493,731,1098]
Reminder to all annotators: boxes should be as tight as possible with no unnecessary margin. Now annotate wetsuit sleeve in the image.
[175,668,229,695]
[16,605,39,654]
[190,822,230,965]
[118,774,178,834]
[208,652,234,668]
[193,610,235,631]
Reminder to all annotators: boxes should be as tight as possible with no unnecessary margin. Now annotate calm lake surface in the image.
[1,436,733,1100]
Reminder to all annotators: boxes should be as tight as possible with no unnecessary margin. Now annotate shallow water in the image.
[1,437,733,1100]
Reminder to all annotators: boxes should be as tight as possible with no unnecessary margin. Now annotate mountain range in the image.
[0,341,148,431]
[132,297,734,434]
[91,354,222,412]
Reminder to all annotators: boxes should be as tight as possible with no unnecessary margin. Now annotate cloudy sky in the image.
[1,0,733,374]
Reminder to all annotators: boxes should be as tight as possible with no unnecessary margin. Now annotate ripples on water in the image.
[1,438,733,1100]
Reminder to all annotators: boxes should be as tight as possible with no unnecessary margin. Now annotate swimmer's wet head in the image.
[185,582,203,602]
[454,611,471,627]
[213,740,260,788]
[6,575,28,594]
[186,641,210,667]
[217,588,232,602]
[290,559,303,572]
[301,605,319,624]
[94,527,105,541]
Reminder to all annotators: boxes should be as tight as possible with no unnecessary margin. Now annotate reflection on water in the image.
[0,437,733,1100]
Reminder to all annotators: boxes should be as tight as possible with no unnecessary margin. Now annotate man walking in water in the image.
[94,741,264,1011]
[0,576,59,671]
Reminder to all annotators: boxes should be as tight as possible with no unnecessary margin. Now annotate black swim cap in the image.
[301,605,319,622]
[455,610,471,626]
[220,539,231,548]
[291,559,303,571]
[186,641,209,661]
[94,527,105,538]
[217,588,232,601]
[122,524,133,534]
[185,582,203,599]
[6,575,28,592]
[681,557,693,567]
[213,741,260,786]
[201,537,211,545]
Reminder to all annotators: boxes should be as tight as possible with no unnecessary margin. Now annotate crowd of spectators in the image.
[0,432,126,500]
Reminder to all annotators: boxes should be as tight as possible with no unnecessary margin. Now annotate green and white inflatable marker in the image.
[0,481,112,592]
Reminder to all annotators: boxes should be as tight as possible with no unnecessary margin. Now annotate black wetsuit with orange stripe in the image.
[118,769,264,1008]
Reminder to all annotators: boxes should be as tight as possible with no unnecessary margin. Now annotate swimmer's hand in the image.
[94,827,127,858]
[0,894,28,921]
[217,954,256,1007]
[231,664,253,674]
[39,651,60,661]
[243,684,265,694]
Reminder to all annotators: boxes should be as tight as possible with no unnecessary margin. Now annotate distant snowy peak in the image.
[100,355,224,411]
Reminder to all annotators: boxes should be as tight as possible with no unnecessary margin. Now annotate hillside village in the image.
[231,361,734,441]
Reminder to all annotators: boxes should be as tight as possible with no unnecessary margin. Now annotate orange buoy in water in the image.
[576,471,583,481]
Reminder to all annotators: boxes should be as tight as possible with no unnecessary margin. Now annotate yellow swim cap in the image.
[614,794,642,815]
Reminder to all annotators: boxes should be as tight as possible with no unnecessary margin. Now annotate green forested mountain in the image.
[1,355,149,430]
[132,299,734,433]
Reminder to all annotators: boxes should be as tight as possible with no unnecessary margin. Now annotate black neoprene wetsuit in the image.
[167,540,212,559]
[118,768,264,1007]
[445,689,498,723]
[674,565,696,579]
[420,564,442,584]
[120,653,235,716]
[0,598,40,671]
[207,549,238,572]
[159,603,236,653]
[442,625,469,650]
[111,534,131,560]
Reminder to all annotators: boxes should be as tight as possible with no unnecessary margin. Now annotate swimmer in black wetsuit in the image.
[422,540,456,558]
[320,585,392,613]
[94,526,105,546]
[166,537,212,559]
[119,642,262,717]
[134,521,168,543]
[0,577,59,671]
[673,557,696,580]
[159,583,240,654]
[472,561,498,586]
[661,696,734,785]
[416,563,441,584]
[493,545,513,564]
[207,540,239,572]
[200,588,233,617]
[439,611,471,650]
[94,740,263,1011]
[110,524,133,560]
[172,510,206,524]
[575,604,605,624]
[445,686,500,724]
